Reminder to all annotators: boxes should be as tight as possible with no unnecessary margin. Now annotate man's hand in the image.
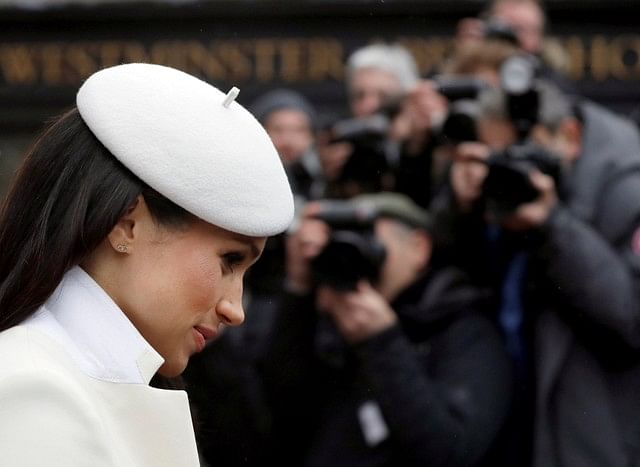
[389,80,449,154]
[316,281,398,344]
[285,202,330,294]
[499,170,558,231]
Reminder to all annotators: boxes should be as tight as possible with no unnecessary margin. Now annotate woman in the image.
[0,63,293,466]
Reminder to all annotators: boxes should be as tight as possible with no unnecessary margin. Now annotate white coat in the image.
[0,267,200,466]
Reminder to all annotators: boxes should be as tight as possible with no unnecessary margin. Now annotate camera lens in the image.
[311,230,386,291]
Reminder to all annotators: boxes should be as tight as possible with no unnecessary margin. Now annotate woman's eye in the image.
[223,252,245,272]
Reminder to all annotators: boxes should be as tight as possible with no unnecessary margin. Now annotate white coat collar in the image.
[24,266,164,384]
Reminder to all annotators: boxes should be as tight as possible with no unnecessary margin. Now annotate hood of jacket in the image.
[392,266,489,341]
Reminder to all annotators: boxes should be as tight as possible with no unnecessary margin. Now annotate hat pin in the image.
[223,86,240,108]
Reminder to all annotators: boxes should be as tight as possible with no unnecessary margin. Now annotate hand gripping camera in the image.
[310,200,387,291]
[482,142,562,217]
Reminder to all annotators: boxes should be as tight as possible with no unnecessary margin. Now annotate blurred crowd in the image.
[183,0,640,466]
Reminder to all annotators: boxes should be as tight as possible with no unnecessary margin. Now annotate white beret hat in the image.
[76,63,294,237]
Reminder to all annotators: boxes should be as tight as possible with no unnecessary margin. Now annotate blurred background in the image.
[1,0,639,195]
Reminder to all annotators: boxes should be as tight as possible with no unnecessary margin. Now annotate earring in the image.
[116,244,128,253]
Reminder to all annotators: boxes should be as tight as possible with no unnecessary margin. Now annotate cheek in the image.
[175,249,220,311]
[380,244,401,281]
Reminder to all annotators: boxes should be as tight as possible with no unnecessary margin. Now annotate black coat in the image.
[530,102,640,467]
[260,267,513,467]
[433,101,640,467]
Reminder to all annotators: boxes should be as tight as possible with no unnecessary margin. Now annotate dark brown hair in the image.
[0,108,191,332]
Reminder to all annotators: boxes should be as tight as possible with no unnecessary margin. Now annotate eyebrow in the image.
[248,242,262,260]
[235,238,263,262]
[227,230,264,261]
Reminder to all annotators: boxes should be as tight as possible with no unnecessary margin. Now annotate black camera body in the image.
[310,200,386,291]
[434,75,489,103]
[482,142,562,216]
[326,114,392,195]
[435,77,488,145]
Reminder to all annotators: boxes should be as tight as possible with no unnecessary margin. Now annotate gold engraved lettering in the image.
[65,43,98,82]
[254,39,276,82]
[399,37,452,76]
[608,35,640,80]
[41,44,65,85]
[307,39,344,81]
[0,45,38,85]
[280,39,304,82]
[590,35,609,82]
[183,41,226,80]
[215,42,253,81]
[562,36,586,81]
[150,41,183,69]
[98,41,124,69]
[122,42,150,64]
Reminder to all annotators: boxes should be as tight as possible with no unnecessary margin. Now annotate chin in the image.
[157,360,187,378]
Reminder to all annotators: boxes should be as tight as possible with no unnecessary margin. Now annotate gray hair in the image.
[346,43,420,92]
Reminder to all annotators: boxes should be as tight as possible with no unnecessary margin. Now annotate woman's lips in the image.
[193,325,216,352]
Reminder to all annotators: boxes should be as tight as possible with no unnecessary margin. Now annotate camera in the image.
[435,77,488,145]
[439,53,540,145]
[324,112,393,196]
[482,142,561,216]
[500,53,542,140]
[480,53,563,215]
[440,98,481,144]
[438,53,560,215]
[433,75,489,103]
[310,199,386,291]
[483,19,521,47]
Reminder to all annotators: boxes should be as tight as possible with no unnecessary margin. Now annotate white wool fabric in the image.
[76,63,293,237]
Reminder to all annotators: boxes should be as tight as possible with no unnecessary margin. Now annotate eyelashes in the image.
[222,252,246,272]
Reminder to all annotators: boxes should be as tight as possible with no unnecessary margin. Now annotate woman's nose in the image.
[215,280,245,326]
[216,299,245,326]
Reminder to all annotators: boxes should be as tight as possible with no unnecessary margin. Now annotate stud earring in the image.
[116,244,128,253]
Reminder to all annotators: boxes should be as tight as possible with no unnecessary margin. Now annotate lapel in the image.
[90,378,200,466]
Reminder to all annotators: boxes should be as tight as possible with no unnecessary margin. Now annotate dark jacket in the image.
[530,102,640,467]
[433,101,640,467]
[260,267,512,467]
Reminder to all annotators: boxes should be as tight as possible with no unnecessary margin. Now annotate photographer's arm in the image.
[352,309,512,467]
[258,207,331,462]
[261,206,328,392]
[537,172,640,350]
[321,280,510,466]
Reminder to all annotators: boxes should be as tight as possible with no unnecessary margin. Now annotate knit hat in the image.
[250,88,317,129]
[352,192,433,232]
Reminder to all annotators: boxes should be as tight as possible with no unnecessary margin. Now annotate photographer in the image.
[260,193,512,466]
[433,78,640,466]
[453,0,576,96]
[318,43,421,201]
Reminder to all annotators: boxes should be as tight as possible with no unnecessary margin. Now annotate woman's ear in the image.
[107,195,143,254]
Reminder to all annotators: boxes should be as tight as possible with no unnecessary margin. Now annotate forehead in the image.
[264,108,312,129]
[494,1,543,27]
[477,117,518,150]
[350,68,402,93]
[187,219,267,254]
